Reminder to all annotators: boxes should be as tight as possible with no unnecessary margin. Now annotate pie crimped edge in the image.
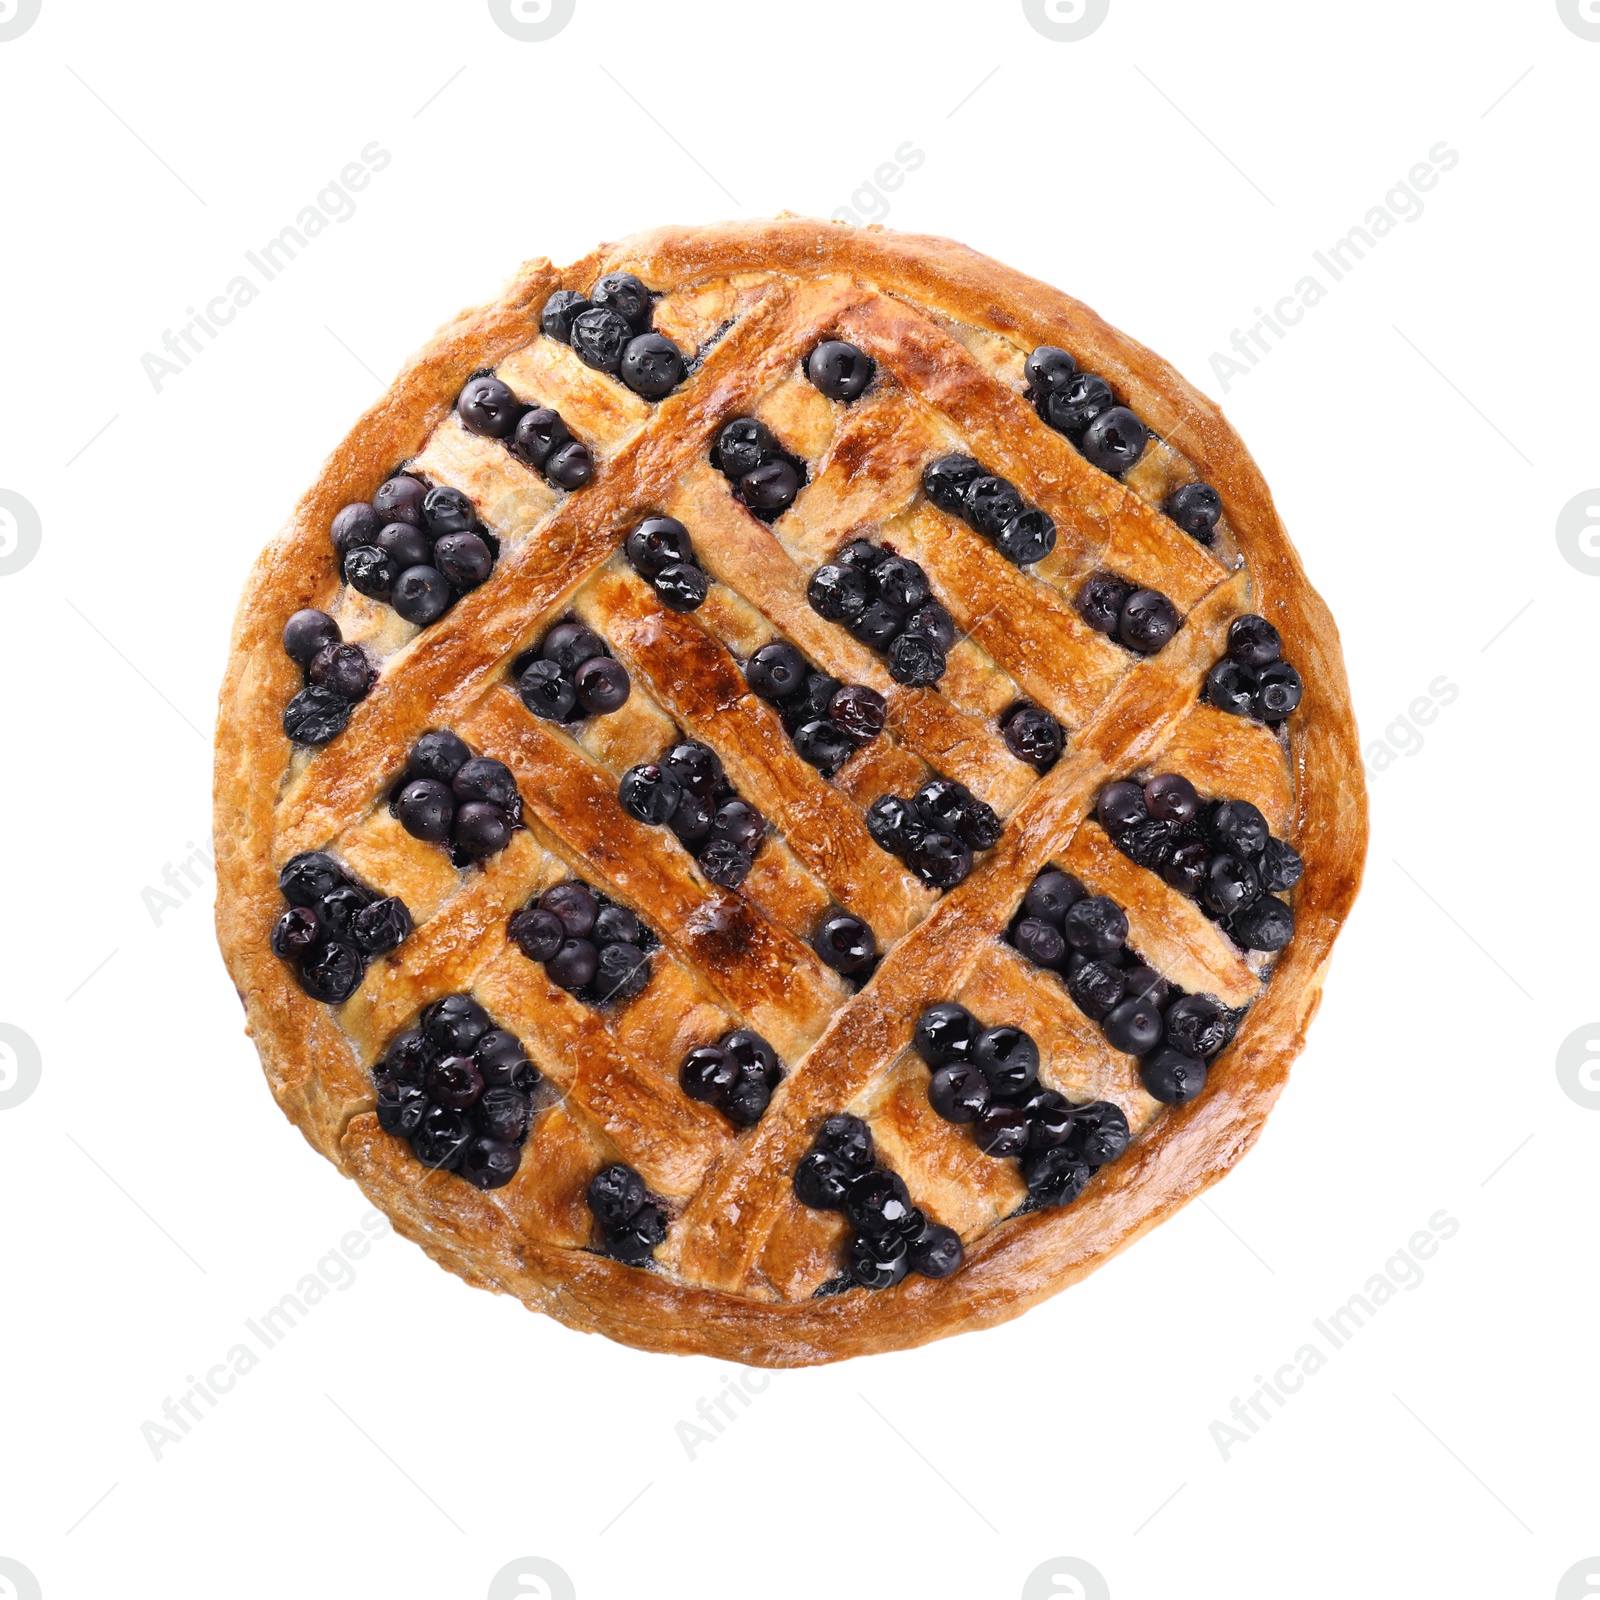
[214,217,1368,1366]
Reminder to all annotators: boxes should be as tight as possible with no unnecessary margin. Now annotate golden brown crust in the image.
[215,217,1367,1365]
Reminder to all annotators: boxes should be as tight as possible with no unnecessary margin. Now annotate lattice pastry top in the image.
[214,218,1367,1366]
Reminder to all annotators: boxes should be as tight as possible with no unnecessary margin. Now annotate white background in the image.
[1,2,1597,1597]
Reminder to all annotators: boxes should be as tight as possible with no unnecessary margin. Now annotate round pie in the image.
[214,218,1367,1365]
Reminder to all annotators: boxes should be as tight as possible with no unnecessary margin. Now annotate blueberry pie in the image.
[215,219,1367,1365]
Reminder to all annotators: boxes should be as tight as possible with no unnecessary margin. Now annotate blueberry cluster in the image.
[805,338,875,402]
[911,1002,1132,1207]
[618,739,765,891]
[742,639,887,777]
[865,777,1001,890]
[999,701,1066,771]
[921,454,1058,567]
[806,541,953,687]
[372,996,539,1189]
[1008,867,1240,1106]
[332,474,500,629]
[391,730,522,864]
[679,1028,784,1128]
[542,272,687,401]
[623,514,709,613]
[1096,775,1300,954]
[271,851,413,1005]
[514,619,632,722]
[587,1163,670,1265]
[1204,615,1304,724]
[508,879,653,1005]
[792,1114,963,1290]
[712,416,808,522]
[1075,571,1181,656]
[280,608,375,746]
[455,376,594,489]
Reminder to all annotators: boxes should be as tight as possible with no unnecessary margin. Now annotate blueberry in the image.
[1228,615,1282,668]
[595,940,651,1002]
[1076,572,1133,634]
[816,1113,875,1168]
[681,1044,737,1105]
[392,566,452,626]
[1043,372,1114,438]
[1024,1145,1092,1205]
[1023,1091,1076,1153]
[1025,345,1079,399]
[539,621,602,675]
[423,994,491,1053]
[476,1030,535,1091]
[1145,772,1200,823]
[283,685,353,745]
[925,1059,990,1125]
[654,562,709,612]
[1229,895,1294,952]
[813,913,877,974]
[343,544,398,601]
[308,643,373,703]
[1211,800,1269,858]
[458,375,523,438]
[828,684,886,743]
[620,333,685,399]
[710,798,764,852]
[1023,871,1085,925]
[376,1080,428,1138]
[511,407,571,469]
[548,937,598,991]
[845,1169,914,1236]
[375,520,433,572]
[746,640,807,700]
[352,897,413,955]
[283,609,341,667]
[271,906,321,957]
[593,903,643,948]
[1259,837,1303,893]
[886,632,946,687]
[570,306,633,373]
[807,339,875,400]
[1255,662,1303,720]
[1075,1100,1131,1165]
[1203,853,1260,918]
[1141,1048,1207,1105]
[1167,483,1222,542]
[589,271,653,331]
[1206,658,1258,717]
[951,789,1000,850]
[434,532,494,590]
[794,1150,853,1209]
[909,1222,963,1278]
[1103,995,1163,1055]
[973,1025,1039,1099]
[807,562,869,624]
[574,656,630,714]
[318,884,372,940]
[873,557,930,614]
[1003,703,1064,769]
[453,758,519,815]
[697,837,754,888]
[866,795,924,859]
[1012,916,1066,968]
[1164,841,1210,896]
[619,763,682,826]
[427,1053,484,1110]
[372,475,427,528]
[541,882,598,937]
[519,658,578,720]
[508,907,565,963]
[544,438,596,489]
[408,730,471,783]
[625,517,693,579]
[914,779,969,835]
[794,719,853,773]
[1120,819,1180,870]
[420,486,475,536]
[1164,995,1229,1060]
[738,461,801,515]
[279,852,346,906]
[720,1062,772,1127]
[1122,964,1171,1008]
[1067,958,1126,1020]
[330,503,378,558]
[663,740,723,799]
[964,476,1025,539]
[1097,780,1148,834]
[669,788,713,844]
[909,832,972,889]
[849,600,905,651]
[395,778,454,841]
[383,1030,433,1087]
[1119,589,1179,655]
[1080,406,1148,476]
[299,940,365,1003]
[974,1103,1031,1158]
[460,1136,521,1190]
[412,1105,472,1169]
[849,1231,910,1290]
[540,289,590,342]
[996,509,1057,565]
[903,601,956,651]
[725,1030,781,1087]
[588,1163,646,1229]
[716,417,776,478]
[914,1002,977,1067]
[608,1200,669,1265]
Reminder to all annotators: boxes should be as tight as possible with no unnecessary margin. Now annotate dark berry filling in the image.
[711,416,809,522]
[804,539,953,686]
[587,1163,670,1264]
[1203,614,1304,725]
[508,878,655,1007]
[619,738,765,890]
[539,275,687,401]
[271,852,413,1004]
[679,1027,784,1128]
[741,637,886,778]
[511,617,632,724]
[1075,572,1181,656]
[280,610,375,747]
[1001,701,1066,771]
[865,777,1000,891]
[390,731,521,867]
[455,374,597,489]
[623,514,708,613]
[920,455,1057,567]
[805,339,875,402]
[792,1114,962,1289]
